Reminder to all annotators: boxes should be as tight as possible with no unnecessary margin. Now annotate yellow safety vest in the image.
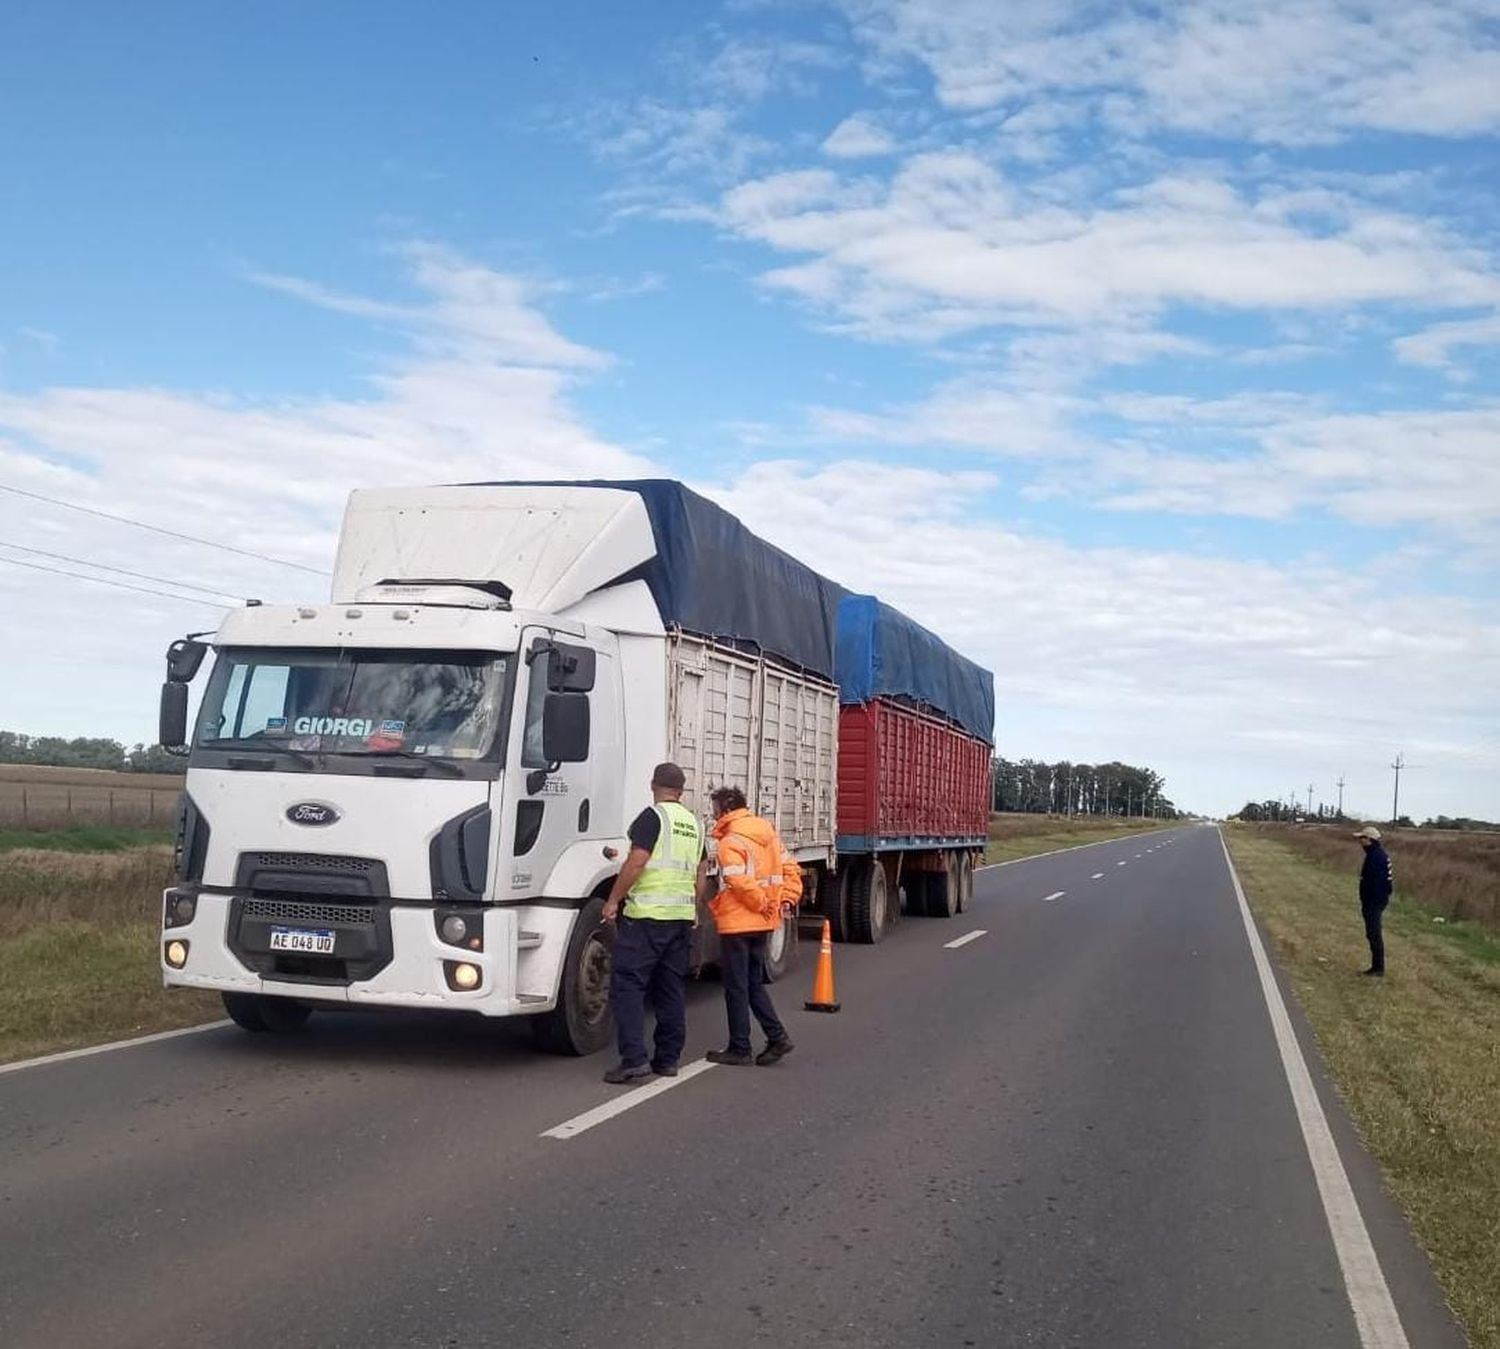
[625,802,702,921]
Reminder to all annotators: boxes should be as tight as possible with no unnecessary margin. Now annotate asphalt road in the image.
[0,825,1466,1348]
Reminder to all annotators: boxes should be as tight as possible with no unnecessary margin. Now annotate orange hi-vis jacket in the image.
[709,807,803,935]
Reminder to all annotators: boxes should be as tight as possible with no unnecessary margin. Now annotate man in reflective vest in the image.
[705,785,800,1067]
[601,762,708,1084]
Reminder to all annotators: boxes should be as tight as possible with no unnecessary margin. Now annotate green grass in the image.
[983,813,1175,864]
[0,825,173,853]
[1225,826,1500,1349]
[0,920,219,1063]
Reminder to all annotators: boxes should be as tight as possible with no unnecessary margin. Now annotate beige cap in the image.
[1353,825,1382,841]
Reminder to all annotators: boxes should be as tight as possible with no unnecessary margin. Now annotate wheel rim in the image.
[767,914,788,965]
[872,873,888,930]
[577,930,611,1026]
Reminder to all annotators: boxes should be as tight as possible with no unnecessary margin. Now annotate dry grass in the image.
[0,765,182,830]
[1225,826,1500,1348]
[0,842,219,1062]
[984,811,1175,864]
[1250,822,1500,931]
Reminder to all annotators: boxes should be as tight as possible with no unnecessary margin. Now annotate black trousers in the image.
[610,916,692,1069]
[719,931,786,1054]
[1361,899,1388,972]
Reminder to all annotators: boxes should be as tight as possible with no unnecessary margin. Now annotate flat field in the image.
[0,764,183,829]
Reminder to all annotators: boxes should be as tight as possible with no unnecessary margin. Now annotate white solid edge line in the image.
[975,825,1176,872]
[1042,891,1066,903]
[1216,829,1408,1349]
[542,1059,718,1140]
[0,1019,232,1077]
[943,929,988,949]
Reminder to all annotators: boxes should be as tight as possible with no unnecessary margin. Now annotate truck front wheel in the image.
[221,993,312,1033]
[531,897,615,1056]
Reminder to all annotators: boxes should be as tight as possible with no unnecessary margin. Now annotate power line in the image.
[0,554,229,611]
[0,481,329,576]
[0,540,246,601]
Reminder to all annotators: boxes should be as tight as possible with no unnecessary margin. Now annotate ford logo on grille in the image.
[287,801,340,827]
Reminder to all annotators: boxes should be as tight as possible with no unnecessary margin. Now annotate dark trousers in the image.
[719,931,786,1055]
[1362,900,1388,972]
[610,916,692,1069]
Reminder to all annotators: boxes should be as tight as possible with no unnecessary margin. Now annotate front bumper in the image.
[162,893,578,1017]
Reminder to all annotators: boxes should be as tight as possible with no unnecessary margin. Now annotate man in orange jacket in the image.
[703,786,800,1067]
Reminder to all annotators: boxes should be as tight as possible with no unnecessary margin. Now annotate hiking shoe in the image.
[756,1039,794,1066]
[651,1061,679,1077]
[706,1049,754,1067]
[602,1061,652,1084]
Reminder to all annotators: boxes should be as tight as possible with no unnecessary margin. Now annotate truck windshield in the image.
[194,648,510,766]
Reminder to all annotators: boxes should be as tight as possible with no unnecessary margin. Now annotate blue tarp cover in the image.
[479,480,843,679]
[836,594,995,744]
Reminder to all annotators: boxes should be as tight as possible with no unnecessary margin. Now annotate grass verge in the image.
[0,825,172,853]
[0,843,219,1064]
[984,812,1175,864]
[1224,826,1500,1349]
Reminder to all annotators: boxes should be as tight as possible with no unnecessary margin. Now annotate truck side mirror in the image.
[541,693,590,763]
[166,638,208,683]
[546,643,596,693]
[159,681,190,750]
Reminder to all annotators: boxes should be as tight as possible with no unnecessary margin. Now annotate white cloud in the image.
[822,112,898,158]
[19,327,62,353]
[837,0,1500,143]
[719,154,1500,338]
[1394,313,1500,370]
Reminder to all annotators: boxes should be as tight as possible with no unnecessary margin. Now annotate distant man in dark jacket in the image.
[1354,826,1394,976]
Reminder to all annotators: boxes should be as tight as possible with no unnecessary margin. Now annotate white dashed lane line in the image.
[944,929,988,950]
[1091,872,1104,880]
[1043,891,1066,903]
[542,1059,718,1140]
[1117,860,1128,867]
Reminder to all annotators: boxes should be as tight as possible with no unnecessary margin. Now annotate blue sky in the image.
[2,1,1497,819]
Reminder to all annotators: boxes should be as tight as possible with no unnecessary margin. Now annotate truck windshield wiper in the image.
[352,749,466,778]
[213,740,318,768]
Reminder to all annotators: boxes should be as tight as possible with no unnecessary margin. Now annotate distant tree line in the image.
[992,758,1179,818]
[0,730,184,775]
[1237,800,1497,832]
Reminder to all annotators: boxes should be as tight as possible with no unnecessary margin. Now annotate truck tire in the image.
[531,897,615,1056]
[847,860,890,945]
[763,909,798,983]
[221,992,311,1033]
[957,852,975,913]
[819,867,850,942]
[927,854,959,919]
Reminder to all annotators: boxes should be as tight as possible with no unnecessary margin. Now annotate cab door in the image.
[500,627,602,900]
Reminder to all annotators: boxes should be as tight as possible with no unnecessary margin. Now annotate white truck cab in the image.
[159,483,839,1053]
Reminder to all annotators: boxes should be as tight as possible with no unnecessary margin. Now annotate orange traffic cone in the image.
[804,918,841,1013]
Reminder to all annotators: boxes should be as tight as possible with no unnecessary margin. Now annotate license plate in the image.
[269,926,336,954]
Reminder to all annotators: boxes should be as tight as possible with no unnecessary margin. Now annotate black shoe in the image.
[651,1061,679,1077]
[706,1049,754,1066]
[756,1039,795,1066]
[602,1061,652,1084]
[1360,968,1385,977]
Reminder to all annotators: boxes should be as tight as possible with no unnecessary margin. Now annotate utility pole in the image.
[1391,752,1405,825]
[1307,783,1315,816]
[1336,773,1346,819]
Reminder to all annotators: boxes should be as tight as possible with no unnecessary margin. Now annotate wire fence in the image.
[0,782,178,831]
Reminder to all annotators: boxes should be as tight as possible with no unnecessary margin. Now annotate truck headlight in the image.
[164,889,197,928]
[444,961,481,991]
[165,940,190,968]
[435,909,483,951]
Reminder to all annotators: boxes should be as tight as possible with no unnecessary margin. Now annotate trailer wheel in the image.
[957,852,975,913]
[927,853,959,919]
[763,909,798,983]
[531,897,615,1056]
[819,868,850,942]
[222,992,311,1033]
[848,860,890,944]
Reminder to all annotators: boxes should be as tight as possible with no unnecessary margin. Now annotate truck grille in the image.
[249,852,379,874]
[241,897,376,927]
